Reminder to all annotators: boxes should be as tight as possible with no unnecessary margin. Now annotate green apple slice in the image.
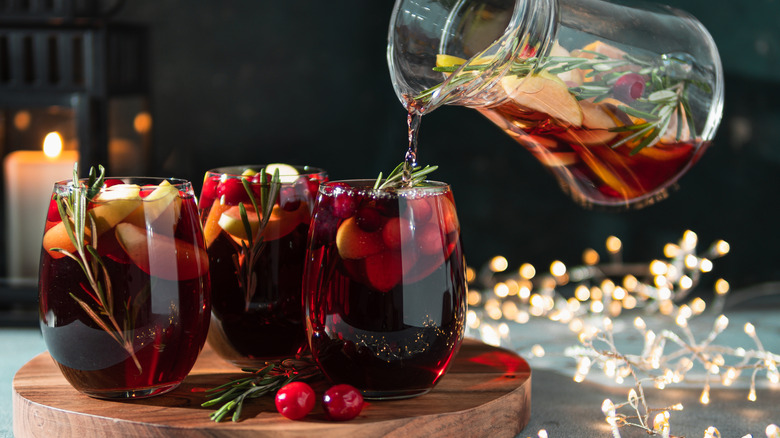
[142,180,181,224]
[265,163,299,183]
[89,184,142,234]
[218,205,259,240]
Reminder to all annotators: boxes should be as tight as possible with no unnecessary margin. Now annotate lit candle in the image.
[3,132,78,280]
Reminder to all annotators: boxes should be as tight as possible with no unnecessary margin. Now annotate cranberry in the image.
[322,384,364,421]
[310,210,339,249]
[275,381,315,420]
[104,178,124,187]
[404,197,433,223]
[46,197,61,222]
[613,73,646,103]
[279,186,301,211]
[355,206,383,232]
[381,217,414,250]
[216,177,249,205]
[199,175,219,209]
[332,192,357,218]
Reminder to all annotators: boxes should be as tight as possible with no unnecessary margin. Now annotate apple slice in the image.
[124,180,181,229]
[115,222,209,281]
[89,184,143,234]
[265,163,300,183]
[218,203,305,242]
[218,204,260,241]
[501,73,583,127]
[336,216,384,260]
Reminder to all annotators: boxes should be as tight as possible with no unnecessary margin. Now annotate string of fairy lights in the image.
[465,230,780,438]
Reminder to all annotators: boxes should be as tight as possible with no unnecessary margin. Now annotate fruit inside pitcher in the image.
[425,40,712,208]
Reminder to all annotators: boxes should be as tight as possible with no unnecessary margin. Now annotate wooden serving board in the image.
[13,338,531,437]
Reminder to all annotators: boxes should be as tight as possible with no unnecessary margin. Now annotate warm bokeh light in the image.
[582,248,600,265]
[489,256,508,272]
[519,263,536,279]
[606,236,622,253]
[43,132,64,158]
[13,110,31,130]
[133,111,153,134]
[550,260,566,277]
[715,278,730,295]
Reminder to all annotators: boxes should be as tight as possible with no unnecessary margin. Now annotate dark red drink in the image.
[199,164,327,366]
[39,177,211,399]
[304,180,467,399]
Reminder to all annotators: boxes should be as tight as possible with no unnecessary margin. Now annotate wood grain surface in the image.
[13,338,531,437]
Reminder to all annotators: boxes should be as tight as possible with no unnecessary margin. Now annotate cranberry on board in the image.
[322,384,364,421]
[275,382,316,420]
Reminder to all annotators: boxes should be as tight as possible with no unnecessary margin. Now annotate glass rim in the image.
[53,176,193,189]
[319,179,451,196]
[205,164,327,178]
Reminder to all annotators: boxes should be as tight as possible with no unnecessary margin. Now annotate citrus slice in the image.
[336,216,384,260]
[435,54,467,68]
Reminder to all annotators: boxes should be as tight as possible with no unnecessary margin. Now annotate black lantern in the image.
[0,0,151,324]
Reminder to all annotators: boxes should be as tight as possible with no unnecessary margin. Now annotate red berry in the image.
[381,217,413,249]
[46,197,61,222]
[332,192,357,218]
[104,178,124,187]
[613,73,646,103]
[322,384,364,421]
[279,186,301,211]
[275,382,316,420]
[199,175,219,209]
[216,177,250,205]
[355,207,383,232]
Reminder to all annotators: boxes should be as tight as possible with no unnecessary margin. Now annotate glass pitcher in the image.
[387,0,724,208]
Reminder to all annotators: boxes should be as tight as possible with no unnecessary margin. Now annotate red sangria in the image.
[199,164,327,366]
[304,178,467,399]
[39,170,211,399]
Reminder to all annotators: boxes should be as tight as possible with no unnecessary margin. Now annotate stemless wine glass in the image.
[303,180,467,399]
[198,164,327,367]
[38,174,211,399]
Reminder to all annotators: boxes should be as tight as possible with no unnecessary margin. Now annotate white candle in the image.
[3,132,78,280]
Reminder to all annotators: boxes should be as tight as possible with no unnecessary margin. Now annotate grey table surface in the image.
[3,308,780,438]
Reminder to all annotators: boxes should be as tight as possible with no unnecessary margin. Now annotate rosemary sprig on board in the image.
[202,356,320,422]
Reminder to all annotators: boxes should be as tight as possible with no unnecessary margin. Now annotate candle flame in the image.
[43,132,64,158]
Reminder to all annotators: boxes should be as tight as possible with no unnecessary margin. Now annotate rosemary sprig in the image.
[50,165,142,372]
[230,168,281,312]
[418,49,709,154]
[374,162,439,190]
[202,356,320,422]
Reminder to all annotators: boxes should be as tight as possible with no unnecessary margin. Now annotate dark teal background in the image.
[116,1,780,292]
